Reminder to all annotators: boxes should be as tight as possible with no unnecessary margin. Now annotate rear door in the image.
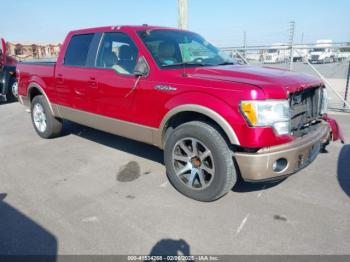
[55,33,99,111]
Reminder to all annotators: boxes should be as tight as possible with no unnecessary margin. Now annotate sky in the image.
[1,0,349,47]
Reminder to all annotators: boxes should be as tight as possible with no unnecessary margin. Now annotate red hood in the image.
[186,65,323,98]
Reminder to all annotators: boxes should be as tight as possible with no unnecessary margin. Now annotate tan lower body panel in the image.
[235,122,330,181]
[54,104,159,146]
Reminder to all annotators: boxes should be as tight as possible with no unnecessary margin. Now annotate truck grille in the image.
[289,86,322,137]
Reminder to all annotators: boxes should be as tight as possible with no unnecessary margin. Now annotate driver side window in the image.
[96,32,139,75]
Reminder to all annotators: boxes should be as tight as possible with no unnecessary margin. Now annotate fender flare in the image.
[158,104,240,147]
[27,83,55,115]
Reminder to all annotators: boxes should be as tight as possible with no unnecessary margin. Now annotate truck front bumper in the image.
[235,122,330,181]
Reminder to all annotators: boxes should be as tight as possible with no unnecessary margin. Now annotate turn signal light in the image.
[241,102,257,126]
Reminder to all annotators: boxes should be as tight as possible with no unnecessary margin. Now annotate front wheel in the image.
[164,121,237,202]
[31,95,63,139]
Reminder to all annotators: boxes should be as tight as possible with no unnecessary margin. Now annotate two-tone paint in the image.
[16,26,343,181]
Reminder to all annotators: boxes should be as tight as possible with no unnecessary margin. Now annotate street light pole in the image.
[289,20,295,70]
[178,0,188,30]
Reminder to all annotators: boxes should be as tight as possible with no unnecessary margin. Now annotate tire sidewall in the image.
[31,96,52,139]
[11,81,18,98]
[6,78,17,102]
[164,122,235,201]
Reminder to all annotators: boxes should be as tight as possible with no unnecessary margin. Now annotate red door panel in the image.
[90,68,136,120]
[55,66,98,112]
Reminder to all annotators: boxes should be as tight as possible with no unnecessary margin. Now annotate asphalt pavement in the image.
[0,102,349,255]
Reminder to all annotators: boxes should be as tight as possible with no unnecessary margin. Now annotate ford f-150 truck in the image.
[0,38,18,102]
[17,26,343,201]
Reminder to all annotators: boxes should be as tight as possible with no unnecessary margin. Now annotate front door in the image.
[91,32,140,121]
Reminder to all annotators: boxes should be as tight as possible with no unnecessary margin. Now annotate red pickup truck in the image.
[17,25,343,201]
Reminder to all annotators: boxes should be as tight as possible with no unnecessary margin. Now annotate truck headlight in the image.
[320,88,328,115]
[240,100,290,135]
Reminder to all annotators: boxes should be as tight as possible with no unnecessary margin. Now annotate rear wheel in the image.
[6,79,17,102]
[11,81,18,99]
[164,121,237,202]
[31,95,62,139]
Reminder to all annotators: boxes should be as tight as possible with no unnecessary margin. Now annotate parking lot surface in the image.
[0,102,349,255]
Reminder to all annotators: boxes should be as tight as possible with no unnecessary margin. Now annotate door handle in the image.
[88,77,97,88]
[56,73,64,84]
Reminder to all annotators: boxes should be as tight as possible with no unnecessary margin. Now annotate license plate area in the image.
[296,142,321,171]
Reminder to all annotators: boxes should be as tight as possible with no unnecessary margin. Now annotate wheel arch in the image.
[27,83,55,115]
[157,104,240,148]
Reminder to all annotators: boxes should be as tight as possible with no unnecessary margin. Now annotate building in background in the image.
[5,42,61,60]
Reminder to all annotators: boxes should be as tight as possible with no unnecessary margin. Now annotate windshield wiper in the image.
[161,62,208,68]
[215,61,236,66]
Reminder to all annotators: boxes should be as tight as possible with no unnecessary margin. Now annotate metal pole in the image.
[289,21,295,70]
[295,49,350,109]
[243,31,247,59]
[301,32,304,44]
[233,49,249,65]
[178,0,188,30]
[344,60,350,108]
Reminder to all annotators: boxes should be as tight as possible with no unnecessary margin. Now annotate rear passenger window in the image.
[64,34,94,66]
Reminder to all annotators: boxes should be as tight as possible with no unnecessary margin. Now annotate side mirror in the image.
[134,56,149,77]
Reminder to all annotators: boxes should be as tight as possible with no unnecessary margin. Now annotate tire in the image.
[11,80,18,99]
[6,78,17,102]
[164,121,237,202]
[31,95,62,139]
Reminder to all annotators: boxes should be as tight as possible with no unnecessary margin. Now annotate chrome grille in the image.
[289,86,322,137]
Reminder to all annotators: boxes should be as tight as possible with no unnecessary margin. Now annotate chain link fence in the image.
[221,43,350,112]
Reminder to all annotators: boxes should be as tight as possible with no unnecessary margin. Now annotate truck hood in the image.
[187,65,323,98]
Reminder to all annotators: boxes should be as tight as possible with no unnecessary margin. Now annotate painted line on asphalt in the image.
[236,213,250,235]
[81,216,99,223]
[257,185,267,198]
[160,181,168,187]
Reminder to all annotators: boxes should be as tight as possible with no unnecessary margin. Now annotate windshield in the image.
[137,29,235,68]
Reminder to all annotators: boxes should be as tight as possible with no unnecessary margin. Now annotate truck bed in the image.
[17,61,56,99]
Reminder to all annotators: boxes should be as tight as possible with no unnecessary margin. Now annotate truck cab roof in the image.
[68,25,187,35]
